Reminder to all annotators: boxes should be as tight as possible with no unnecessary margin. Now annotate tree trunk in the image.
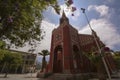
[4,63,9,78]
[41,56,47,72]
[15,65,18,74]
[4,72,8,78]
[4,67,8,78]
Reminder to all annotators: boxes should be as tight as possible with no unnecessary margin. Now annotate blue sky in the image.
[14,0,120,62]
[40,0,120,51]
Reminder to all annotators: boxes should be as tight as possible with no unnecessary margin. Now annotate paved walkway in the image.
[0,71,120,80]
[0,73,38,80]
[89,71,120,80]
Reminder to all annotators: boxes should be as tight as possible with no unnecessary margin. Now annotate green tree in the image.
[0,41,5,61]
[0,49,6,62]
[87,52,107,80]
[0,49,23,77]
[9,52,23,74]
[0,41,6,49]
[38,49,49,72]
[113,51,120,70]
[0,0,57,48]
[0,0,76,49]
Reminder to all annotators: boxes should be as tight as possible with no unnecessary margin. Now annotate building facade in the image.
[47,12,116,74]
[9,50,37,73]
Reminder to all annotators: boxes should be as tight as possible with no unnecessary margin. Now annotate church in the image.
[47,11,116,74]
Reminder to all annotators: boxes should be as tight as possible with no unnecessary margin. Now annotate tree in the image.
[38,49,49,72]
[0,49,23,77]
[113,51,120,70]
[9,52,23,74]
[0,50,5,63]
[52,0,76,15]
[87,52,107,80]
[0,0,76,49]
[0,0,57,48]
[0,41,6,61]
[0,41,6,49]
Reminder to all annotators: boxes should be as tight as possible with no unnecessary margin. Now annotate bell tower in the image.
[48,12,83,73]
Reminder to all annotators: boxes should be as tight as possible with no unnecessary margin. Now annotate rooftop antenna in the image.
[81,8,112,80]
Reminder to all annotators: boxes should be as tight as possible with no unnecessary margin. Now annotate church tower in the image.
[48,12,84,73]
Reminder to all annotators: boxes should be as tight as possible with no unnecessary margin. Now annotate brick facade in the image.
[47,12,116,74]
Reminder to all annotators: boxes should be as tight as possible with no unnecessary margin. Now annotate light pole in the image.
[81,8,112,80]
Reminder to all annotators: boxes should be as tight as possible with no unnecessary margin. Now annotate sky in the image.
[14,0,120,62]
[40,0,120,52]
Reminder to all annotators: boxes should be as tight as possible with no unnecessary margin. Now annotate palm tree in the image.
[38,50,49,72]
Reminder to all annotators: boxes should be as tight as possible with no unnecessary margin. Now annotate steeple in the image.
[60,11,69,24]
[62,11,66,18]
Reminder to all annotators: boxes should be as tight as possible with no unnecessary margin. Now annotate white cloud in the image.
[35,20,57,53]
[86,4,120,50]
[79,18,120,49]
[12,3,120,53]
[60,4,80,20]
[12,20,57,53]
[70,9,80,21]
[58,4,71,16]
[88,5,109,17]
[105,0,114,3]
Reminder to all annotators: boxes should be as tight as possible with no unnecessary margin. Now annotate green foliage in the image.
[0,49,23,77]
[39,49,49,56]
[0,0,56,48]
[0,49,5,61]
[113,52,120,69]
[86,52,102,64]
[114,51,120,56]
[0,41,6,49]
[114,57,120,69]
[0,49,23,66]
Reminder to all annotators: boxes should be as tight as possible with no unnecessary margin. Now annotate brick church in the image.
[47,11,116,74]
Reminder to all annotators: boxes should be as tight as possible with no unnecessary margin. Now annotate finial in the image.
[59,10,69,24]
[62,10,66,18]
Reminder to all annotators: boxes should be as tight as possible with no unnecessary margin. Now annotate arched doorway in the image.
[73,45,81,72]
[53,45,63,73]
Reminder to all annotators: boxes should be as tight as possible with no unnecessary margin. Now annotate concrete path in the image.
[0,71,120,80]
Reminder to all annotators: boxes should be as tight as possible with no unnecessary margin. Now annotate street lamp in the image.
[81,8,112,80]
